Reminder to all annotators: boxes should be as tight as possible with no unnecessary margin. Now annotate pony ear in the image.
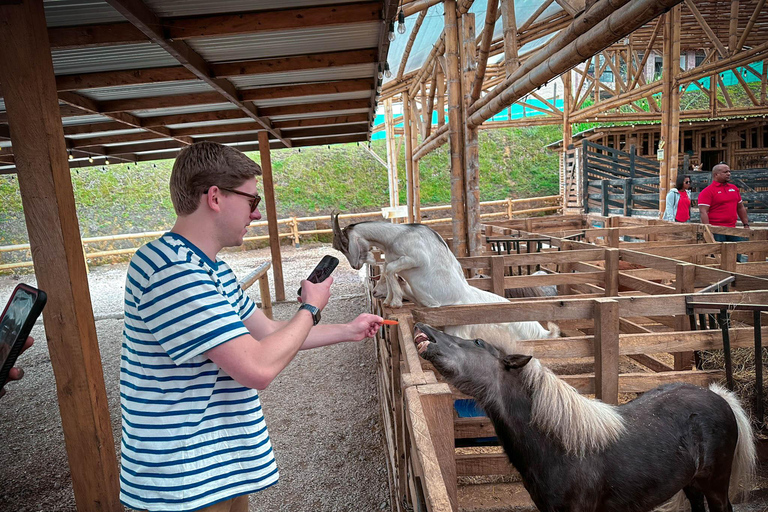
[503,354,532,370]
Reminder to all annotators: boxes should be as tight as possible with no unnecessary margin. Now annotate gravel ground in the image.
[0,243,390,512]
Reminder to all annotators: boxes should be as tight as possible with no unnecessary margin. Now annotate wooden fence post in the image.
[490,255,506,297]
[601,180,609,217]
[604,248,619,296]
[720,242,738,272]
[594,298,620,405]
[674,263,696,370]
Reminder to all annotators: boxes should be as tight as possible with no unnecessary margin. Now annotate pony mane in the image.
[521,358,625,457]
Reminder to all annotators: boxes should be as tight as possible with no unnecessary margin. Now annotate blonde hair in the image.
[170,142,262,215]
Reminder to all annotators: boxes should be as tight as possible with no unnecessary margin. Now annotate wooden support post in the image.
[490,255,506,296]
[721,242,738,272]
[258,273,273,320]
[384,98,400,210]
[0,2,122,510]
[437,56,446,128]
[403,91,416,223]
[604,248,619,296]
[559,240,573,296]
[675,263,696,370]
[729,0,739,55]
[409,96,422,222]
[462,13,481,255]
[659,6,681,210]
[594,298,620,405]
[445,0,468,257]
[258,130,285,301]
[501,0,520,77]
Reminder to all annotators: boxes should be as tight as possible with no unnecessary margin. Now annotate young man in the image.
[119,142,383,512]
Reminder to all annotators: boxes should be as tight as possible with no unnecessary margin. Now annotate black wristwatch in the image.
[298,303,321,325]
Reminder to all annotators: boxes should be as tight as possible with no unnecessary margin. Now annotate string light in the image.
[88,156,94,163]
[384,62,392,79]
[105,158,110,165]
[388,21,395,42]
[397,9,406,34]
[68,150,73,160]
[378,65,384,80]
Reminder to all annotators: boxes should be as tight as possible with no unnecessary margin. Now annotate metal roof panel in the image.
[131,103,238,117]
[228,63,375,87]
[165,118,255,129]
[44,0,126,27]
[80,80,215,101]
[189,23,380,62]
[52,43,179,75]
[253,90,372,108]
[143,0,363,17]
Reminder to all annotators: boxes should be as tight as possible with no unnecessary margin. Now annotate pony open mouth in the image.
[414,330,431,354]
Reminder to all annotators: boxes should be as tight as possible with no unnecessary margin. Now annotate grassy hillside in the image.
[0,125,561,246]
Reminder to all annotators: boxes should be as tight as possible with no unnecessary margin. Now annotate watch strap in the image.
[298,303,321,325]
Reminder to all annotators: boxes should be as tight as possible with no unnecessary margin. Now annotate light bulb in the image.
[378,65,384,80]
[88,156,94,163]
[105,158,110,165]
[397,10,406,34]
[68,153,74,160]
[388,21,395,41]
[384,62,392,79]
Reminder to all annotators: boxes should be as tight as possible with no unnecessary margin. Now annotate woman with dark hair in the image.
[662,173,692,222]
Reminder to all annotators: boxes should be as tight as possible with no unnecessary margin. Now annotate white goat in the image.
[333,214,559,353]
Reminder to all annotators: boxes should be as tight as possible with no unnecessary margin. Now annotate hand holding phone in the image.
[297,255,339,297]
[0,284,47,395]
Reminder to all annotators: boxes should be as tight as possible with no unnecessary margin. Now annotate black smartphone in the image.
[0,284,47,392]
[297,255,339,296]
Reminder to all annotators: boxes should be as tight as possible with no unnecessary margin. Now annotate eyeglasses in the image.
[207,187,261,212]
[684,180,691,184]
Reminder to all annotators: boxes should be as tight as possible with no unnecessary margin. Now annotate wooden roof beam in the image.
[55,49,377,92]
[48,2,381,49]
[95,79,374,113]
[57,91,192,144]
[104,0,291,148]
[169,114,370,137]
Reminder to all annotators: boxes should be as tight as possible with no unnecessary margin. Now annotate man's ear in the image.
[206,186,222,212]
[502,354,532,370]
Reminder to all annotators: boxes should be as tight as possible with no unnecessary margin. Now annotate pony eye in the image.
[474,339,483,346]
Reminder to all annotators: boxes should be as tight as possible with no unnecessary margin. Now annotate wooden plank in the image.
[618,272,676,295]
[0,2,122,510]
[420,386,458,511]
[456,452,514,476]
[454,416,496,439]
[594,299,619,404]
[604,248,619,296]
[404,386,454,512]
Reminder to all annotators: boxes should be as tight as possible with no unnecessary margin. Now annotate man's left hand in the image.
[1,336,34,399]
[347,314,384,341]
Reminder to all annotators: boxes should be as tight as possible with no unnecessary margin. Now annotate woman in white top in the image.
[662,173,692,222]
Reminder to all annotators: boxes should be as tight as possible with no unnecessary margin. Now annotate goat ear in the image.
[502,354,532,370]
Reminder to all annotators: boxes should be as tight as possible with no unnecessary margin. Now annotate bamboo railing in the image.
[0,195,561,272]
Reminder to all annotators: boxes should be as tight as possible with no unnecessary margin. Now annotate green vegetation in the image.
[0,125,561,246]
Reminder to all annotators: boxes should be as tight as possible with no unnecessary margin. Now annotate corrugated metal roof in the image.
[228,64,375,88]
[44,0,126,27]
[81,80,214,101]
[191,129,262,139]
[268,107,369,122]
[131,103,238,117]
[61,114,114,126]
[52,43,179,75]
[103,138,170,147]
[67,128,147,140]
[165,118,256,130]
[189,23,380,62]
[253,90,372,108]
[144,0,363,17]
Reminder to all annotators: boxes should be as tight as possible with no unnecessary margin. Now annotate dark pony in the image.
[413,323,757,512]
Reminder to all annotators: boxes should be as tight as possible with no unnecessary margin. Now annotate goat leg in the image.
[382,268,404,308]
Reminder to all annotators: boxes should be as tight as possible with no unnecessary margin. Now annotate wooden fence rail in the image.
[0,195,562,272]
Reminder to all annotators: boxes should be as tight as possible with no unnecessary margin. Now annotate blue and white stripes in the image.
[119,233,278,511]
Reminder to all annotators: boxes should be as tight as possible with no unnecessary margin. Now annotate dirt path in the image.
[0,243,390,512]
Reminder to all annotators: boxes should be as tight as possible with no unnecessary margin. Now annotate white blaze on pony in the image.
[332,214,559,353]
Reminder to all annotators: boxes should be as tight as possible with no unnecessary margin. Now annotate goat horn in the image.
[331,211,348,252]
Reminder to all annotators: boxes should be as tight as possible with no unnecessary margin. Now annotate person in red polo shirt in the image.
[698,163,750,261]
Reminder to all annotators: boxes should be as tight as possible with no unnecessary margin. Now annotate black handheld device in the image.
[0,283,47,391]
[297,255,339,296]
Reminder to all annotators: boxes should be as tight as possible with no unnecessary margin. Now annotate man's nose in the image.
[251,207,262,221]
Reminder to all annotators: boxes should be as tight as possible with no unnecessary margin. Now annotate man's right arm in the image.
[206,278,332,389]
[699,205,710,225]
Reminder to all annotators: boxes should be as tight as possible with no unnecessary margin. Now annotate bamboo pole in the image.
[463,13,481,255]
[501,0,520,77]
[259,130,285,301]
[384,98,399,209]
[467,0,634,120]
[410,96,422,222]
[445,0,468,257]
[467,0,686,129]
[471,0,499,103]
[397,10,427,80]
[728,0,739,55]
[659,6,681,212]
[403,90,416,223]
[436,56,446,128]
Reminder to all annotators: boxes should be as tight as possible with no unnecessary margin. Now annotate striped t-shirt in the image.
[119,232,278,511]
